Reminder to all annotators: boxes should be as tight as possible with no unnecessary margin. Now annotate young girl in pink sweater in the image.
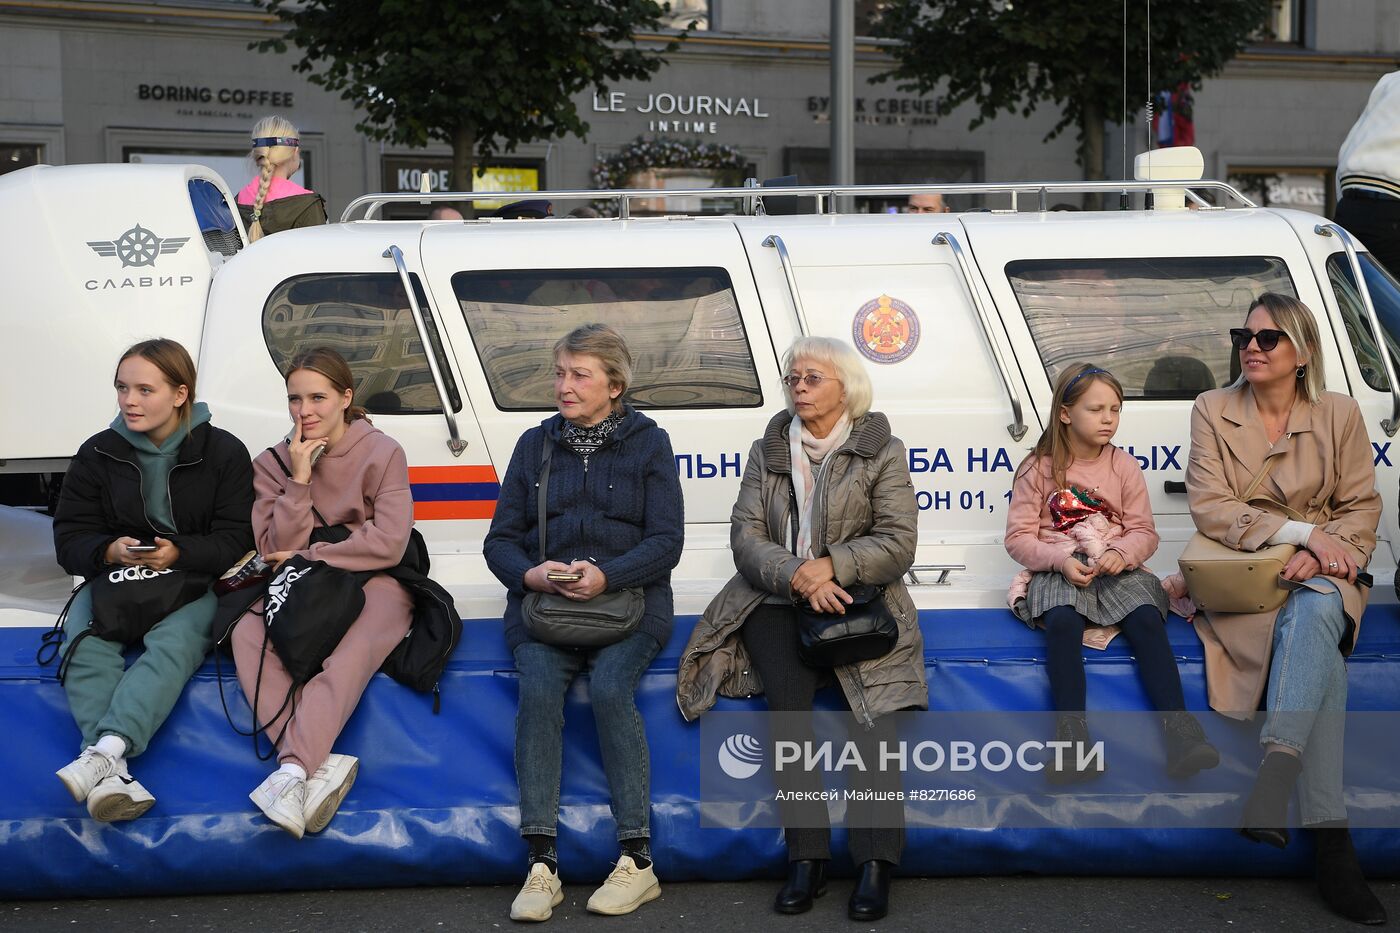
[1004,363,1217,783]
[231,347,414,838]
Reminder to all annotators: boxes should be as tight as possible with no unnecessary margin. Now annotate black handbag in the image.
[795,583,899,668]
[522,434,644,648]
[785,483,898,668]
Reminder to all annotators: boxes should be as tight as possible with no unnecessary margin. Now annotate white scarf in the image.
[789,412,852,559]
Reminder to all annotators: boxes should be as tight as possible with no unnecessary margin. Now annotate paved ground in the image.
[6,875,1398,932]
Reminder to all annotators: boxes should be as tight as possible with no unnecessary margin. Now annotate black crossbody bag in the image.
[521,434,644,648]
[787,481,898,668]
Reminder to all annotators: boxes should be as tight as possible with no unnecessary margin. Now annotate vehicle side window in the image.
[452,267,764,410]
[262,272,461,415]
[1006,257,1296,400]
[1326,252,1400,392]
[187,179,242,258]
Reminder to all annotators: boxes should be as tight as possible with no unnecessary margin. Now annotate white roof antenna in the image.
[1135,146,1204,210]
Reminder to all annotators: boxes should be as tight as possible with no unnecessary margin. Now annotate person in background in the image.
[1335,71,1400,275]
[905,190,950,213]
[489,199,554,219]
[237,115,327,242]
[428,205,464,221]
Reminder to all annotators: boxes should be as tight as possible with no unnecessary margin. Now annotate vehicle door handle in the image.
[905,564,965,586]
[1164,481,1187,495]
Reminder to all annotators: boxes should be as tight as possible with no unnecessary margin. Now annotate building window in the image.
[379,154,543,219]
[1007,257,1297,399]
[0,144,42,177]
[262,272,460,415]
[1229,166,1332,216]
[452,267,763,410]
[1254,0,1304,44]
[659,0,708,30]
[784,147,982,214]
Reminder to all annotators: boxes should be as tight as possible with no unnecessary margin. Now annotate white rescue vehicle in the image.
[3,150,1399,626]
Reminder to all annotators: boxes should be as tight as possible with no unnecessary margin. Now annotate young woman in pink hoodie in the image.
[230,347,414,838]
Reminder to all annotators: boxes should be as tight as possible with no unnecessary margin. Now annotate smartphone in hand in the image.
[126,538,159,554]
[546,571,584,582]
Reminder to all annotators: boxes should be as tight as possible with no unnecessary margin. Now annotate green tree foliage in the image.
[253,0,688,204]
[874,0,1270,180]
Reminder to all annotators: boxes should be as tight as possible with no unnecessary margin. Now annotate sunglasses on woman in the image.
[1228,327,1289,352]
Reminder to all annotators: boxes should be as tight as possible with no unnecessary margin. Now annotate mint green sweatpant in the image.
[61,586,217,757]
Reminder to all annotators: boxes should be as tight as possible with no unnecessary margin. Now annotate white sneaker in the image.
[249,771,306,839]
[56,746,118,803]
[510,862,564,922]
[86,764,156,822]
[303,754,358,834]
[586,854,660,916]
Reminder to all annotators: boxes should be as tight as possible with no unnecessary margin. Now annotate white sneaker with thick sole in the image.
[586,854,660,916]
[56,746,118,803]
[303,754,358,834]
[510,862,564,922]
[249,771,307,839]
[86,767,156,822]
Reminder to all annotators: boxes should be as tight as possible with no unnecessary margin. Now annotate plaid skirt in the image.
[1025,555,1168,627]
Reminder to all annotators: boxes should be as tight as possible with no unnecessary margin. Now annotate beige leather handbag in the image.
[1179,458,1312,614]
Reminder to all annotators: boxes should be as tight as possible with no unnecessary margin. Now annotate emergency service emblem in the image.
[852,294,920,364]
[87,224,189,268]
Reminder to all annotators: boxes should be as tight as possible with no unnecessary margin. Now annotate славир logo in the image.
[718,733,764,780]
[88,224,190,268]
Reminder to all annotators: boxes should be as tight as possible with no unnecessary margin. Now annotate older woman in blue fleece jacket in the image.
[484,322,684,923]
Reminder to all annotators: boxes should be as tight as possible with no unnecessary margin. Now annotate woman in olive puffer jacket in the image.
[677,336,925,923]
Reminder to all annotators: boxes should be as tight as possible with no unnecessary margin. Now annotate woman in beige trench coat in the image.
[1186,293,1383,925]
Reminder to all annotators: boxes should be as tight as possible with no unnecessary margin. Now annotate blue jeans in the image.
[513,631,661,841]
[1259,580,1349,826]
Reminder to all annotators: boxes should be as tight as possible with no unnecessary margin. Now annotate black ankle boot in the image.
[1315,825,1387,925]
[848,859,892,921]
[1161,711,1220,779]
[774,859,827,914]
[1046,713,1104,786]
[1239,750,1302,848]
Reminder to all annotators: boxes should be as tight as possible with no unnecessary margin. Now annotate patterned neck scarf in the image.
[788,412,852,559]
[561,409,624,466]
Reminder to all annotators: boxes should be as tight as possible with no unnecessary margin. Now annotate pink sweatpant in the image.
[232,574,413,773]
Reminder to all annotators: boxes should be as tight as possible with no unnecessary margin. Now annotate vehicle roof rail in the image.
[339,179,1256,222]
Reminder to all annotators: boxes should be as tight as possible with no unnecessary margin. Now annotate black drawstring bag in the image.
[262,553,366,684]
[90,566,212,644]
[37,565,212,683]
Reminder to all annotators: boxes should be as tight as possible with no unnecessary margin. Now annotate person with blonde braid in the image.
[236,116,326,241]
